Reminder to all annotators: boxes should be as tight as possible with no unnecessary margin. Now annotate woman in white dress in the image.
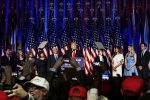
[112,46,124,77]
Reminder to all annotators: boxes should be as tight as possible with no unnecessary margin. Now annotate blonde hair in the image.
[127,45,135,56]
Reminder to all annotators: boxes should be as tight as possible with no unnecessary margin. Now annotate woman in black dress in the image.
[36,51,47,78]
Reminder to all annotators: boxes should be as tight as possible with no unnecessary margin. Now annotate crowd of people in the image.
[0,42,150,100]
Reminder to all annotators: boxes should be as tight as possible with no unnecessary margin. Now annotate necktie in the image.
[72,50,76,58]
[55,55,58,60]
[7,56,10,61]
[141,52,144,58]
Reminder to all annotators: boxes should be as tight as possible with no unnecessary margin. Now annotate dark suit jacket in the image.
[94,56,109,67]
[65,49,83,58]
[36,59,47,77]
[1,55,13,66]
[137,50,150,78]
[137,51,149,68]
[93,56,109,74]
[47,54,61,69]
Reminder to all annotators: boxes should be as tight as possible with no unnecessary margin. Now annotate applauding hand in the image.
[70,59,80,68]
[53,57,64,69]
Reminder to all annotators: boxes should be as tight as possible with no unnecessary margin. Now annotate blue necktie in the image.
[55,55,58,60]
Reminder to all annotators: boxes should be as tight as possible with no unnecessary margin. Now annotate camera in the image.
[0,83,13,90]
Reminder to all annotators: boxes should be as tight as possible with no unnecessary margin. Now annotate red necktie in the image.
[72,50,76,58]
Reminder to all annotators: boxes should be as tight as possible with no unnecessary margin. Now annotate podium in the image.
[61,57,84,68]
[61,57,84,80]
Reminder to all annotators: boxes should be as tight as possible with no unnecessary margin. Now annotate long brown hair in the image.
[112,46,122,57]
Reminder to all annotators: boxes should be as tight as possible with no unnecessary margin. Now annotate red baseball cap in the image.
[69,86,87,98]
[0,90,10,100]
[121,76,144,96]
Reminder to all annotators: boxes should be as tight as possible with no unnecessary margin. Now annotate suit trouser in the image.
[139,68,149,80]
[4,65,12,85]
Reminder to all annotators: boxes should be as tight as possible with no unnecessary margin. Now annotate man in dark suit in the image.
[47,47,62,70]
[65,42,83,58]
[93,49,109,76]
[137,42,150,79]
[94,50,109,68]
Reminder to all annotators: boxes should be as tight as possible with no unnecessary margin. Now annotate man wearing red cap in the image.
[69,85,87,100]
[121,76,144,100]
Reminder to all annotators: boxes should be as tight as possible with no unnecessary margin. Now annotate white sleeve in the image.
[28,93,35,100]
[121,54,124,60]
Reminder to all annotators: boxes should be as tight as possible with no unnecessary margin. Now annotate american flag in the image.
[38,18,48,57]
[98,8,105,44]
[57,9,63,50]
[91,18,100,56]
[47,6,55,55]
[83,37,93,75]
[89,21,97,61]
[72,17,81,49]
[75,10,83,50]
[96,7,105,55]
[104,17,112,62]
[60,5,71,55]
[61,18,69,55]
[104,17,112,50]
[113,17,123,47]
[72,25,79,45]
[26,17,36,56]
[104,0,112,50]
[49,18,57,47]
[87,9,96,63]
[39,19,47,43]
[82,16,94,75]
